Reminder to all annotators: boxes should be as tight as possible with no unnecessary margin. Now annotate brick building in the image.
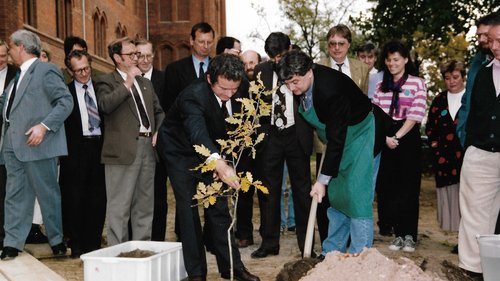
[0,0,226,72]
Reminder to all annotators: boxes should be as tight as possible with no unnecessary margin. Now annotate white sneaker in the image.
[388,236,404,251]
[402,235,416,252]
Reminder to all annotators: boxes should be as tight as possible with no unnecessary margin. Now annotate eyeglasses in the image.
[120,52,141,59]
[73,66,91,75]
[138,54,154,61]
[328,41,347,48]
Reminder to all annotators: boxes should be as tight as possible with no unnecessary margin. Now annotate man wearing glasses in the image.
[95,37,164,246]
[320,24,369,94]
[59,50,106,257]
[134,38,168,242]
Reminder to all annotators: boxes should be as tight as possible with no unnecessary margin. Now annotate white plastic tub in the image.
[80,241,187,281]
[476,235,500,281]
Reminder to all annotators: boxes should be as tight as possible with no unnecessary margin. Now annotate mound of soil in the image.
[299,248,444,281]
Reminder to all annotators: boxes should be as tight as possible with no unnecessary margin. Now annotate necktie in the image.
[5,70,20,120]
[221,100,229,119]
[141,73,145,77]
[273,84,287,129]
[336,63,344,73]
[198,62,205,78]
[131,84,150,129]
[83,84,101,132]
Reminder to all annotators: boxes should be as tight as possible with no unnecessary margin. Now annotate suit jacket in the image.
[163,56,199,113]
[151,68,166,111]
[319,56,369,95]
[253,61,313,156]
[158,79,244,178]
[62,80,104,157]
[465,64,500,151]
[94,70,165,165]
[312,64,372,177]
[0,59,73,162]
[3,64,18,92]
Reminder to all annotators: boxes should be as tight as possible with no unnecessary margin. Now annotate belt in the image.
[82,135,101,139]
[139,132,152,137]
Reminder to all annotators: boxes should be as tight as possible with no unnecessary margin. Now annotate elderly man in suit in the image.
[59,50,106,258]
[135,38,168,241]
[0,38,19,249]
[158,53,259,281]
[251,32,314,259]
[320,24,369,94]
[95,37,164,246]
[164,22,215,112]
[0,29,73,260]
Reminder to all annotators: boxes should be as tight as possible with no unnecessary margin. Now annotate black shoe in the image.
[221,267,260,281]
[251,247,279,258]
[451,245,458,254]
[462,269,483,281]
[51,243,67,256]
[25,224,48,244]
[1,246,20,260]
[316,254,325,261]
[287,226,296,232]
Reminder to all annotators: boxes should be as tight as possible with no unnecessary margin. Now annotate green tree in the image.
[351,0,499,96]
[250,0,356,59]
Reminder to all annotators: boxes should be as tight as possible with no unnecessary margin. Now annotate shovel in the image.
[303,147,327,258]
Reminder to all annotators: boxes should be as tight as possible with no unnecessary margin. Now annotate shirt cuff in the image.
[207,153,222,162]
[41,122,51,131]
[317,173,331,185]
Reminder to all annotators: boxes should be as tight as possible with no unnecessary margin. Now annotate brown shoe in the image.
[237,239,254,248]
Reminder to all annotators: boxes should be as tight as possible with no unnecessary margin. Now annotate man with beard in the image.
[240,50,261,81]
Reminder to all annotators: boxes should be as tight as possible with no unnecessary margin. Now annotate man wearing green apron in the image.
[277,50,375,255]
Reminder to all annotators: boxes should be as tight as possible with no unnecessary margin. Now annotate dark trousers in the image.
[0,165,6,246]
[256,125,312,254]
[169,167,243,277]
[235,186,255,241]
[315,153,330,244]
[376,124,421,239]
[151,157,168,241]
[60,138,106,253]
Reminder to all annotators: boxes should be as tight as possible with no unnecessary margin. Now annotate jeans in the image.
[321,207,373,254]
[280,163,295,228]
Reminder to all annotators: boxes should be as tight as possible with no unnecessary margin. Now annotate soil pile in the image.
[300,248,445,281]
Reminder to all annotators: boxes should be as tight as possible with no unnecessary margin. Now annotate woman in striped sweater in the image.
[372,40,427,252]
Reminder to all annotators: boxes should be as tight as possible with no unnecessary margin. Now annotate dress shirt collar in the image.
[192,55,209,72]
[142,67,153,80]
[74,79,93,90]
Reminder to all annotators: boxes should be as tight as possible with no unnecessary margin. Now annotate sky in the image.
[225,0,372,56]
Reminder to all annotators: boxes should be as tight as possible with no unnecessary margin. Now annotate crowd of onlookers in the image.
[0,10,499,281]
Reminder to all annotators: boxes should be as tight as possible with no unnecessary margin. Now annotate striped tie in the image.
[83,84,101,132]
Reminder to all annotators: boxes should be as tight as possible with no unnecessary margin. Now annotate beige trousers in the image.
[458,146,500,273]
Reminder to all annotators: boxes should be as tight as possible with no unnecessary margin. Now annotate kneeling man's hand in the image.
[215,159,240,189]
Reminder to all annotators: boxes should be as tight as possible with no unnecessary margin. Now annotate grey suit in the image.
[95,70,164,245]
[0,59,73,250]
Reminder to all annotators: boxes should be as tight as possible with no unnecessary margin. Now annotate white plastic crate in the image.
[80,241,187,281]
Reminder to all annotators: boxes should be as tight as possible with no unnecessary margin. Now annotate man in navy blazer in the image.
[59,50,106,258]
[157,54,259,281]
[163,22,215,112]
[0,29,73,260]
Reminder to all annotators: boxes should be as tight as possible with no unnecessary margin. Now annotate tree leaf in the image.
[194,144,211,157]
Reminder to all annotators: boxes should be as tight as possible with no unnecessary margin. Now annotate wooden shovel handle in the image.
[303,147,327,258]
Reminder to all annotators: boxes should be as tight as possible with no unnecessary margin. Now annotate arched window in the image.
[115,23,127,38]
[93,9,107,57]
[24,0,37,27]
[56,0,72,39]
